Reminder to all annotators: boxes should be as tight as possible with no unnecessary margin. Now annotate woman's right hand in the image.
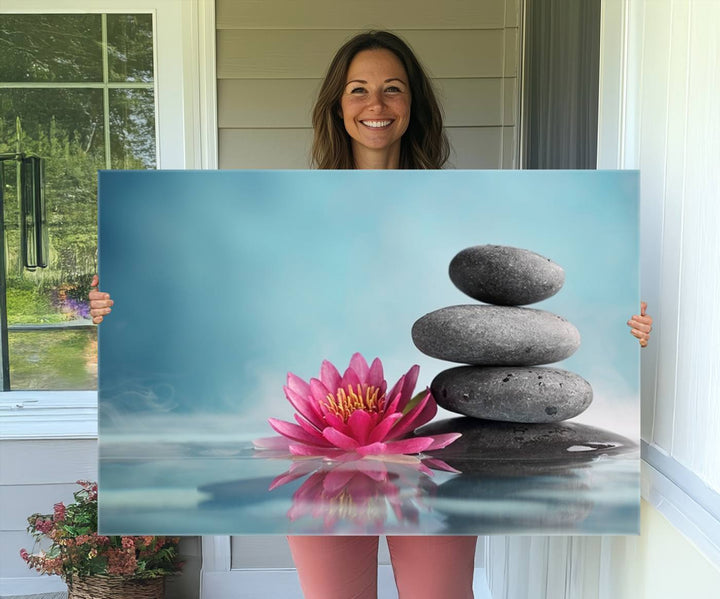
[89,274,113,324]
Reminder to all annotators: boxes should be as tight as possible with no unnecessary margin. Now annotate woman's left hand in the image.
[627,301,653,348]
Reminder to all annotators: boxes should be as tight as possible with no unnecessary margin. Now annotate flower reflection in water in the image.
[270,454,459,532]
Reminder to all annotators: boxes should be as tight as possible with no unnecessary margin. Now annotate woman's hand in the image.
[627,301,653,348]
[89,274,113,324]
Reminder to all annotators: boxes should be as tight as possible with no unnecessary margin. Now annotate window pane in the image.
[0,89,106,161]
[1,88,104,285]
[1,88,103,390]
[107,14,154,83]
[110,89,156,169]
[0,12,156,391]
[8,329,97,390]
[0,14,102,82]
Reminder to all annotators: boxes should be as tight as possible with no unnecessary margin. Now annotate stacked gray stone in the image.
[411,245,593,424]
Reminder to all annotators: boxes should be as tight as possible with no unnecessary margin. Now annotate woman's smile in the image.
[361,119,394,128]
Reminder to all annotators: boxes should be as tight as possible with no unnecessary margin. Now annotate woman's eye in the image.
[349,87,367,94]
[385,86,402,93]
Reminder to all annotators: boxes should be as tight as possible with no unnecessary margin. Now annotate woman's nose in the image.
[366,89,385,110]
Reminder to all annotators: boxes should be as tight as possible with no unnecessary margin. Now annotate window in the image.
[0,0,214,437]
[0,13,156,390]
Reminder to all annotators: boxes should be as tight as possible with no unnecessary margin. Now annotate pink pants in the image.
[287,535,477,599]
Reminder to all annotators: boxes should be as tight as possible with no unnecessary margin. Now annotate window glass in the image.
[109,89,156,169]
[107,14,154,83]
[0,14,103,82]
[8,329,97,390]
[0,13,155,390]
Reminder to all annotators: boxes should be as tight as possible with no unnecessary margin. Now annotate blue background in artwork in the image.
[98,170,638,427]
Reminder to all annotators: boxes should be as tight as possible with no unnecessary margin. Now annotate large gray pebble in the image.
[431,366,592,423]
[412,305,580,365]
[449,245,565,305]
[417,417,636,464]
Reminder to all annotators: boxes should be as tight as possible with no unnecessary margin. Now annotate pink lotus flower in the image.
[256,353,461,457]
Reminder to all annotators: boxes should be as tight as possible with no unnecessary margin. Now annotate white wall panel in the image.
[0,440,97,485]
[636,0,674,450]
[217,29,509,80]
[652,0,689,463]
[620,0,720,489]
[670,0,720,486]
[0,483,82,530]
[446,127,506,169]
[217,0,508,30]
[218,78,517,129]
[0,440,98,583]
[219,128,313,169]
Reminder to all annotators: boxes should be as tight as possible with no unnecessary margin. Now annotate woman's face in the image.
[340,49,411,166]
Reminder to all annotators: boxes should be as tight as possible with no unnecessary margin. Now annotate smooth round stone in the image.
[431,366,592,423]
[411,305,580,365]
[417,417,636,466]
[449,245,565,306]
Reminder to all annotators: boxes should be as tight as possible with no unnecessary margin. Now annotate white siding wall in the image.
[216,0,521,169]
[485,0,720,597]
[0,440,97,596]
[623,0,720,489]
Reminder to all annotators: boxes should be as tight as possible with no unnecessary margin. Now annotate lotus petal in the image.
[320,360,342,391]
[423,432,463,451]
[347,409,373,445]
[367,412,403,444]
[284,385,325,430]
[349,352,370,379]
[252,436,291,450]
[389,392,437,439]
[268,418,332,447]
[286,372,310,397]
[367,357,385,389]
[322,427,360,450]
[309,378,332,405]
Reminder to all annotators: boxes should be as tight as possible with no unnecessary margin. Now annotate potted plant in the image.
[20,480,182,599]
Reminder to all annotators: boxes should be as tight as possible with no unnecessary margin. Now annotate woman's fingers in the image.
[627,317,652,333]
[627,302,653,348]
[90,307,111,324]
[89,275,114,324]
[629,327,649,340]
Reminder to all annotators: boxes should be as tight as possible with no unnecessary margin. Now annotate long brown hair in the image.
[311,31,449,169]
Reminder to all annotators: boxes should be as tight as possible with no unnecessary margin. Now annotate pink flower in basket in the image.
[255,353,460,457]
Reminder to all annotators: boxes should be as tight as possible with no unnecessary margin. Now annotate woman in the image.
[90,31,653,599]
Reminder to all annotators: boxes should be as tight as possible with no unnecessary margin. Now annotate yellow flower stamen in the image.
[324,384,386,423]
[323,488,385,521]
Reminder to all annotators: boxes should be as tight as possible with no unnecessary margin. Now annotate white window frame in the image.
[0,0,217,440]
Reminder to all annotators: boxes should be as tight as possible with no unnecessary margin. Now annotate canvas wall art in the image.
[98,170,639,535]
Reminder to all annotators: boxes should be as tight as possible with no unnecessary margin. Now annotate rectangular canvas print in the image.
[98,169,640,535]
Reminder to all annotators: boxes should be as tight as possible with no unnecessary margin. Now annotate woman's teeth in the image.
[362,120,392,128]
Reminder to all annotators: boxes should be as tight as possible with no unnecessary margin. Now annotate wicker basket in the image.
[67,575,164,599]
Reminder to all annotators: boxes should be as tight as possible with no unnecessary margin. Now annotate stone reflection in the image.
[418,417,637,532]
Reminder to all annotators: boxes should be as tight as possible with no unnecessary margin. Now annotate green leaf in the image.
[401,389,428,416]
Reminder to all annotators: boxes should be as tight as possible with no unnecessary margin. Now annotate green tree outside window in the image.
[0,13,155,389]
